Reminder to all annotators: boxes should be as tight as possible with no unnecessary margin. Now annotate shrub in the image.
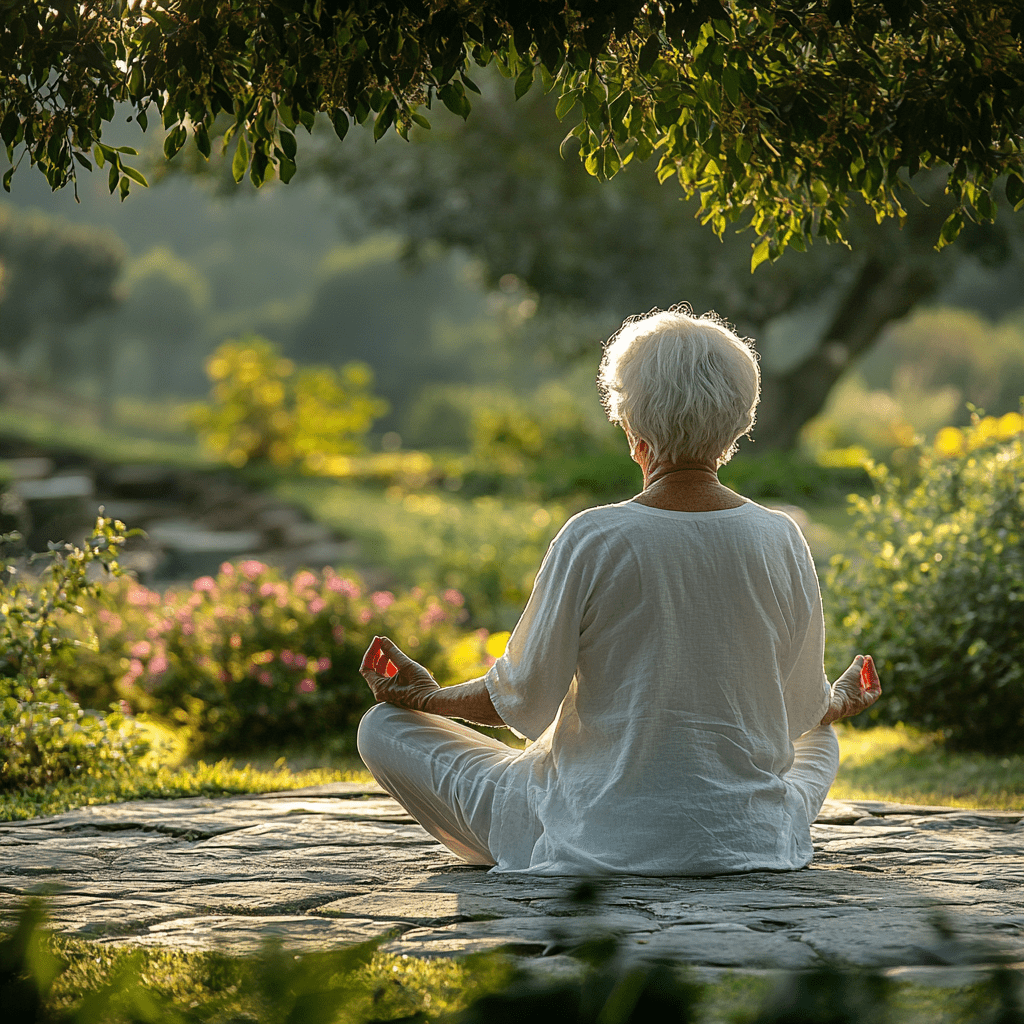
[191,337,387,470]
[58,562,499,755]
[825,410,1024,752]
[0,521,147,791]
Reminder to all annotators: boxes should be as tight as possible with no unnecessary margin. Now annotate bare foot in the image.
[821,655,882,726]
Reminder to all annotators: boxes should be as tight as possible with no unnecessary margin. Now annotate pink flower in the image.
[411,586,424,599]
[229,633,242,649]
[130,640,151,659]
[332,624,345,643]
[420,606,445,629]
[145,627,160,641]
[193,576,216,593]
[257,670,273,687]
[293,653,307,668]
[308,597,326,614]
[127,659,144,678]
[259,582,276,598]
[358,608,372,624]
[316,656,331,673]
[119,700,133,716]
[149,656,168,675]
[220,562,235,576]
[443,589,465,607]
[128,585,154,606]
[239,560,266,580]
[371,590,395,611]
[281,650,296,667]
[180,621,195,637]
[327,576,360,597]
[294,570,317,590]
[219,669,231,683]
[297,678,316,694]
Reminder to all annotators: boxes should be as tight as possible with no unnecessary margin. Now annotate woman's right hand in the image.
[821,655,882,726]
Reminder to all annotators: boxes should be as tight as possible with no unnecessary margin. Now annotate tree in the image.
[0,204,123,384]
[3,2,1023,258]
[316,81,1021,448]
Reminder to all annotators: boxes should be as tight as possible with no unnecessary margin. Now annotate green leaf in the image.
[108,163,118,194]
[121,164,148,188]
[750,237,771,272]
[2,168,12,192]
[438,83,471,119]
[373,100,396,141]
[330,109,349,141]
[163,126,186,160]
[231,131,248,183]
[279,155,297,184]
[279,129,297,160]
[119,174,130,200]
[410,111,431,130]
[638,34,660,74]
[137,109,148,132]
[722,65,740,106]
[936,210,964,250]
[514,65,534,100]
[1006,174,1024,211]
[195,123,211,159]
[555,90,579,119]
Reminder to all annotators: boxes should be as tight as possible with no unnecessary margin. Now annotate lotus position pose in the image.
[357,307,881,875]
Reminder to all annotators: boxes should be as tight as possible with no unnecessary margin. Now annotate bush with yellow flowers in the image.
[191,337,387,471]
[825,407,1024,752]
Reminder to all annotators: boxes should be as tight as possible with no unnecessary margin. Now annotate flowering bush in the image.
[1,520,148,791]
[825,409,1024,752]
[59,561,500,754]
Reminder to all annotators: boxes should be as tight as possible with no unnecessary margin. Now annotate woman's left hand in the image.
[359,636,441,712]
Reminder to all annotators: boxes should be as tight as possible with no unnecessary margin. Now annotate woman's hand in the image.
[359,636,441,712]
[821,654,882,726]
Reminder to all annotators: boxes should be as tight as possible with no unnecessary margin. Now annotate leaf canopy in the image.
[2,1,1023,258]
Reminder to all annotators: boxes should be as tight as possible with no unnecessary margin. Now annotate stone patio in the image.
[2,783,1022,983]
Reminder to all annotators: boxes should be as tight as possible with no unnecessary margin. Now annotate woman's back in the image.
[484,500,831,875]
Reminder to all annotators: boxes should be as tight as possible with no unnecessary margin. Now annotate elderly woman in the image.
[357,307,880,876]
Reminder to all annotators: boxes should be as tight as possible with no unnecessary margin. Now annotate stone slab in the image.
[1,787,1021,977]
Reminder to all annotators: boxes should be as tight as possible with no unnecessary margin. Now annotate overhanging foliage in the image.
[3,1,1024,260]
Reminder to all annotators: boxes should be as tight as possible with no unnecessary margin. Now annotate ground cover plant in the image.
[826,411,1024,753]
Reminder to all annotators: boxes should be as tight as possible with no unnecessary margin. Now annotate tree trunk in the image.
[755,257,940,450]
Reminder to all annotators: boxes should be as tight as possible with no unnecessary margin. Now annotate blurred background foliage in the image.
[0,79,1022,794]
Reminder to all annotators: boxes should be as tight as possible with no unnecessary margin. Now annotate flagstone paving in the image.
[2,782,1021,982]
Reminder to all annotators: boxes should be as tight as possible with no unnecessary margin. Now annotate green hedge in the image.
[825,413,1024,753]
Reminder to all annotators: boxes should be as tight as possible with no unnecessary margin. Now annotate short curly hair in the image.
[597,306,760,467]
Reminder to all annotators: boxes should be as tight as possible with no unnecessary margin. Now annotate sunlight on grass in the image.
[833,724,1024,811]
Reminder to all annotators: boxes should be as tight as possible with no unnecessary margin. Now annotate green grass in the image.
[834,724,1024,811]
[276,477,574,630]
[0,760,368,823]
[29,927,1015,1024]
[0,406,209,467]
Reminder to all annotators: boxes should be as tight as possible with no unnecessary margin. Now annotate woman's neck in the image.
[633,455,746,512]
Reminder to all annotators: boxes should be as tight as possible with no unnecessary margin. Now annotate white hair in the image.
[597,306,760,466]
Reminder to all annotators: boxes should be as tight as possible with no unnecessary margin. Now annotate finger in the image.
[378,636,416,668]
[859,654,881,695]
[360,637,384,675]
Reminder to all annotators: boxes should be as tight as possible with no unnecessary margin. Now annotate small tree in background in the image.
[826,409,1024,753]
[191,336,387,470]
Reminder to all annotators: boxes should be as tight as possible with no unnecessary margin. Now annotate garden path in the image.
[2,784,1022,982]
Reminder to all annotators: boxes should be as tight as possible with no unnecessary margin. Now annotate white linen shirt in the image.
[483,499,831,875]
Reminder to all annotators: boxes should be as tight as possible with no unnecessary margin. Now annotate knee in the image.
[356,701,406,768]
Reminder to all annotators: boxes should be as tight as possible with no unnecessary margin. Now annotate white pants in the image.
[356,702,840,869]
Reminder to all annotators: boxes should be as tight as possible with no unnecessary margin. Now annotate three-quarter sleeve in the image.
[780,536,831,740]
[484,522,590,741]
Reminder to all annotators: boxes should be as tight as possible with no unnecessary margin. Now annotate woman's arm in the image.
[359,636,506,727]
